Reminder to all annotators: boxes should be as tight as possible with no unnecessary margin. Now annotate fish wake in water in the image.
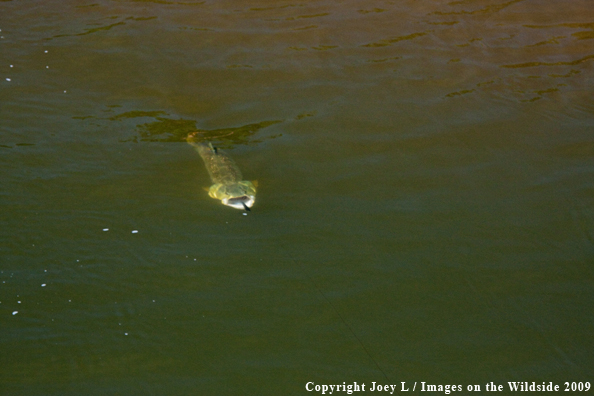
[187,132,256,210]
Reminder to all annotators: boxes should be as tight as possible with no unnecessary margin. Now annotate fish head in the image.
[222,195,255,210]
[209,181,256,210]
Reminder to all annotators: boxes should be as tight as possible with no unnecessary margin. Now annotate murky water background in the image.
[1,0,593,394]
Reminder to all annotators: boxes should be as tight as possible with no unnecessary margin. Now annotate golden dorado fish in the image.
[186,132,256,210]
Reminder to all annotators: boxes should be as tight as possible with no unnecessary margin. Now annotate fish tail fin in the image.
[186,131,201,146]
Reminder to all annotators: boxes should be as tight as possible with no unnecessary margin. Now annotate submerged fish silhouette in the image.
[187,132,256,210]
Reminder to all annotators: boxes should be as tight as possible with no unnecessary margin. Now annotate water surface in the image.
[1,0,593,394]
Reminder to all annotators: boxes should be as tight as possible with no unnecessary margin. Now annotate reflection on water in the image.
[113,111,283,147]
[1,0,593,394]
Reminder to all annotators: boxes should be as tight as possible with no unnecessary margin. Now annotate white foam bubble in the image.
[103,228,109,231]
[41,284,46,287]
[6,78,11,81]
[12,311,18,315]
[131,230,138,234]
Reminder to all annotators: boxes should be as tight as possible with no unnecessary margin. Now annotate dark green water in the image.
[1,0,593,394]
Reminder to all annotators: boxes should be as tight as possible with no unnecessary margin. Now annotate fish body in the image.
[187,135,256,210]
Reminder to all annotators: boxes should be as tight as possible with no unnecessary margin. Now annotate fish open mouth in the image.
[223,195,255,210]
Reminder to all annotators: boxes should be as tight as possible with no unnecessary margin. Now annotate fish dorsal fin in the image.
[251,180,259,188]
[203,186,210,192]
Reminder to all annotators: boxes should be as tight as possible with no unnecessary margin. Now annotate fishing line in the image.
[278,240,390,382]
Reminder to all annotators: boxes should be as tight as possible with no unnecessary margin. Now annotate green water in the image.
[1,0,593,394]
